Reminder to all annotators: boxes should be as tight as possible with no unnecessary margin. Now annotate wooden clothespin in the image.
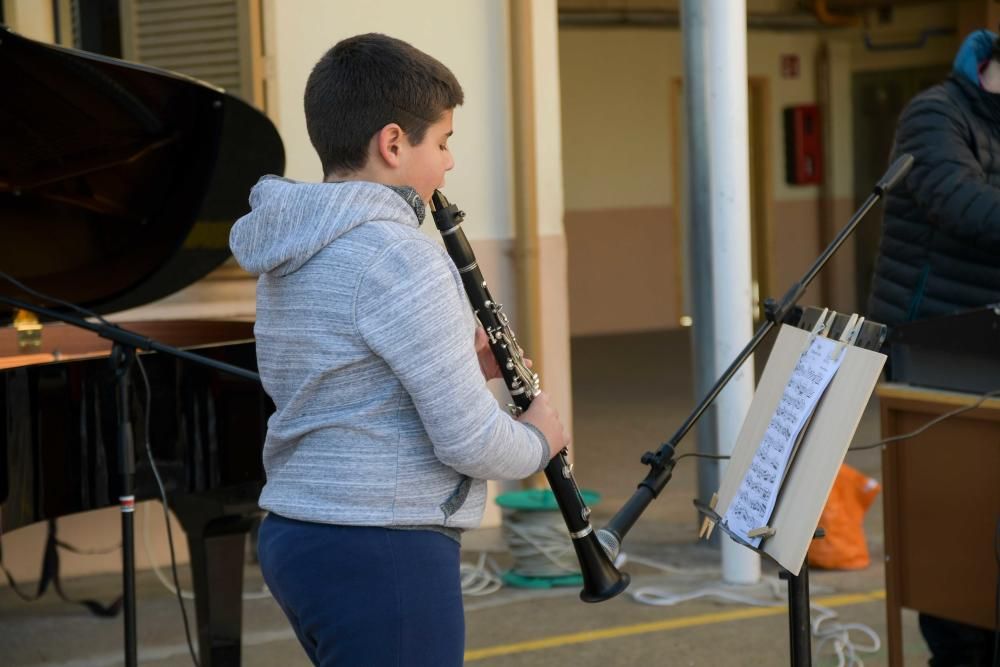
[803,307,832,353]
[830,312,859,361]
[698,492,719,540]
[747,526,776,539]
[845,316,865,346]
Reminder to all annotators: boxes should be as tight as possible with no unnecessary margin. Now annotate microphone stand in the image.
[597,153,913,663]
[0,294,259,667]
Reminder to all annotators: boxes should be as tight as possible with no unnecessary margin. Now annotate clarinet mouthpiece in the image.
[430,189,449,210]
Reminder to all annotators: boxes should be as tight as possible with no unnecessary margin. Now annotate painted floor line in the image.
[464,589,887,661]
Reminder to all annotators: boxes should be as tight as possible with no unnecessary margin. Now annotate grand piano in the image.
[0,26,283,666]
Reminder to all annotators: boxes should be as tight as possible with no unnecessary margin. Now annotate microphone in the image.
[874,153,914,196]
[596,528,621,561]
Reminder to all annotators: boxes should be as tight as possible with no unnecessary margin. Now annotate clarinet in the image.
[429,190,628,603]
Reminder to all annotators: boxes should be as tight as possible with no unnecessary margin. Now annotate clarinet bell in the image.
[574,535,630,603]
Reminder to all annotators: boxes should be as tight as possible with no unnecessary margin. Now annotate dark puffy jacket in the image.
[867,61,1000,327]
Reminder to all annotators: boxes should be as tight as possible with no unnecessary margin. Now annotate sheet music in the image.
[723,335,846,547]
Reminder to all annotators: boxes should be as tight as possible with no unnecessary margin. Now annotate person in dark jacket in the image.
[867,29,1000,667]
[867,29,1000,327]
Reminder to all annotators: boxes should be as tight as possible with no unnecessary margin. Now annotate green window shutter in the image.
[120,0,264,108]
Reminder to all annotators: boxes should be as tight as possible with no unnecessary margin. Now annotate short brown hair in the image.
[304,33,464,177]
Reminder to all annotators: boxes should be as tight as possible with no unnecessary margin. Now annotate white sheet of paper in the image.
[722,335,845,547]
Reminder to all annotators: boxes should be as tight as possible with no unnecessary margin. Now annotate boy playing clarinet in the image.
[229,33,568,666]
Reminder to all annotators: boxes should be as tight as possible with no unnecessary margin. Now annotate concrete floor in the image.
[0,330,934,666]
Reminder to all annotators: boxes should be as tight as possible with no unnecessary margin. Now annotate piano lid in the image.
[0,26,284,324]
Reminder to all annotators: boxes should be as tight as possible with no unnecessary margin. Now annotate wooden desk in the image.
[878,383,1000,666]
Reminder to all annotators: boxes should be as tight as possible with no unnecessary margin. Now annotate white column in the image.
[681,0,760,585]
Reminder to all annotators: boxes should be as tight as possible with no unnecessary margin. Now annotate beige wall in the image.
[566,207,678,334]
[559,2,966,336]
[264,0,516,242]
[560,28,825,212]
[2,0,54,42]
[959,0,1000,38]
[559,26,826,335]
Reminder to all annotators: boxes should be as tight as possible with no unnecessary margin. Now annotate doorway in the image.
[851,65,949,309]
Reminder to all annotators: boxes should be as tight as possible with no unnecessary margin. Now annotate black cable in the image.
[672,387,1000,463]
[0,269,115,328]
[674,452,731,463]
[134,355,200,667]
[0,545,47,603]
[0,531,119,591]
[55,539,120,556]
[849,388,1000,452]
[0,272,199,665]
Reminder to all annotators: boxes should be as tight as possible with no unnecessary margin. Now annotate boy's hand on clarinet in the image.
[474,326,501,380]
[518,391,569,460]
[475,326,532,380]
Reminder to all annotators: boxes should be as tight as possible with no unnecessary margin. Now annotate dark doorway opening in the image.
[851,64,949,310]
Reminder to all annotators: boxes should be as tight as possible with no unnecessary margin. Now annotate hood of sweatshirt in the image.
[953,29,996,86]
[229,176,426,277]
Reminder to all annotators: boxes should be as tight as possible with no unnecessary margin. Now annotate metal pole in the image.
[680,0,760,584]
[784,562,813,666]
[112,344,138,667]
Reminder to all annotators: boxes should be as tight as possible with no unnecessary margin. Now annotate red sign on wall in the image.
[780,54,800,79]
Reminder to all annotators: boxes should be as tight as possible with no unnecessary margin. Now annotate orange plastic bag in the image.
[807,463,881,570]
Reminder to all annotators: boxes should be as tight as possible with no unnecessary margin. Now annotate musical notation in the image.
[723,335,845,548]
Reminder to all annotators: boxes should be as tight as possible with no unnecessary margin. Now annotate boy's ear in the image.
[375,123,405,168]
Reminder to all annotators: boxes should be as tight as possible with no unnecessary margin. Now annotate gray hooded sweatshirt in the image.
[229,177,548,532]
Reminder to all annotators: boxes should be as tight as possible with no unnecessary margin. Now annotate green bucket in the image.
[494,488,601,511]
[494,488,602,588]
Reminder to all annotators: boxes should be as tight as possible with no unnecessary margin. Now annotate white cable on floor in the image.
[471,509,878,666]
[460,508,597,597]
[141,502,272,602]
[624,552,722,578]
[811,602,881,667]
[625,551,880,667]
[501,510,580,577]
[460,552,504,596]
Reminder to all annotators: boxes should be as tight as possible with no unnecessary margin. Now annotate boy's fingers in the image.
[475,327,488,350]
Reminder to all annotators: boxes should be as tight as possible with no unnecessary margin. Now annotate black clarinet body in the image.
[429,190,628,603]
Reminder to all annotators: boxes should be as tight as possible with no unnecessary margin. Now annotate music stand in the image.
[696,309,887,667]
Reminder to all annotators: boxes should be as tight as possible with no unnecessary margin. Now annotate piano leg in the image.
[169,488,262,667]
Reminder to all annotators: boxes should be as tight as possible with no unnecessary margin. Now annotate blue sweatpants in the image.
[257,513,465,666]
